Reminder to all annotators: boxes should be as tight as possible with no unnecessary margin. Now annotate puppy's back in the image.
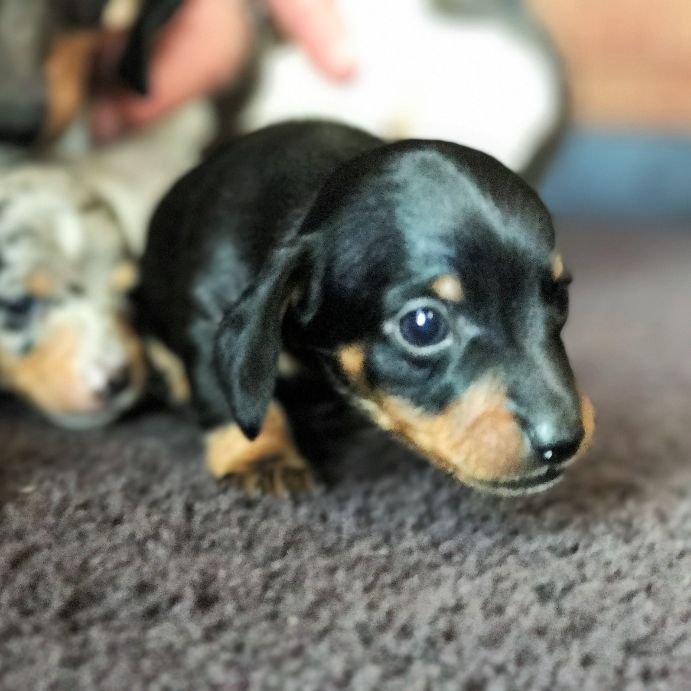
[137,121,381,350]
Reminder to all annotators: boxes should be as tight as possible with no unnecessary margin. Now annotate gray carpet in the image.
[1,224,690,690]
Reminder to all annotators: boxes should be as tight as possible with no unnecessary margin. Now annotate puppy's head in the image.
[215,140,594,495]
[0,164,146,428]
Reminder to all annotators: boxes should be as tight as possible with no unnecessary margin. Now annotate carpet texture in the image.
[1,224,690,690]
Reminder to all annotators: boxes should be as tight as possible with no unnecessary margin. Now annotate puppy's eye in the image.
[2,295,36,315]
[384,299,453,355]
[398,306,450,351]
[1,296,38,329]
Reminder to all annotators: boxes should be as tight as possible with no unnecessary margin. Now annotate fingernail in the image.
[326,40,358,80]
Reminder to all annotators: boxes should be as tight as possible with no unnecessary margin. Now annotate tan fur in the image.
[118,320,147,394]
[368,380,525,483]
[337,344,525,483]
[0,103,214,428]
[578,395,596,456]
[110,261,140,293]
[146,338,190,404]
[338,344,366,382]
[0,326,95,413]
[25,271,55,298]
[43,30,99,141]
[335,340,592,487]
[431,274,464,302]
[102,0,142,30]
[0,320,146,416]
[551,253,565,280]
[205,402,315,496]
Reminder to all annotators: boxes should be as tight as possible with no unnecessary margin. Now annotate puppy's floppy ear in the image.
[213,238,323,440]
[118,0,184,94]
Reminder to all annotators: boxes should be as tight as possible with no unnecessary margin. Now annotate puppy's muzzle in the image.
[473,395,595,496]
[95,365,132,402]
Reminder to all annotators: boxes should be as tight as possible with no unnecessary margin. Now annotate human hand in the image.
[265,0,355,80]
[90,0,355,142]
[91,0,251,141]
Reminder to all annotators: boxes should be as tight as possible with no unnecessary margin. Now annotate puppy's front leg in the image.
[205,401,316,497]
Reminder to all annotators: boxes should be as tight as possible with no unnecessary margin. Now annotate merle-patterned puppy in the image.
[137,121,594,496]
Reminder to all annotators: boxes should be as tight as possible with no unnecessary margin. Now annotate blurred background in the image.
[530,0,691,221]
[1,0,690,221]
[233,0,691,222]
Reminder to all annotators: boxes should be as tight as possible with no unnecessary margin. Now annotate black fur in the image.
[137,120,582,457]
[119,0,184,94]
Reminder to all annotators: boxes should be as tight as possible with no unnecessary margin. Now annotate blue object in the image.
[539,128,691,221]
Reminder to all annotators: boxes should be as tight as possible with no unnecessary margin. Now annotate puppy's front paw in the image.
[205,403,317,497]
[230,449,317,497]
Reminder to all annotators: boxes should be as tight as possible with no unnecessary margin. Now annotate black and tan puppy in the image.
[137,121,594,496]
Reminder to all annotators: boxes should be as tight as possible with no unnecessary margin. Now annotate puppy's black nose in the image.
[532,430,583,465]
[101,368,131,400]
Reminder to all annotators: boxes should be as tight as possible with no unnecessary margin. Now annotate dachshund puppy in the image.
[0,101,213,428]
[137,121,594,496]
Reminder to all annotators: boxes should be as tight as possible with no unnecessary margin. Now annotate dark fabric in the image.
[1,224,690,690]
[119,0,184,94]
[59,0,110,27]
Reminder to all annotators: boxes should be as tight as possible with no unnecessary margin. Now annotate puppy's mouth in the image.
[469,465,564,496]
[44,388,139,430]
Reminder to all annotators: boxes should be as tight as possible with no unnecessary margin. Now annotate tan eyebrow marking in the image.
[337,343,365,382]
[430,274,463,302]
[25,271,55,297]
[551,253,565,280]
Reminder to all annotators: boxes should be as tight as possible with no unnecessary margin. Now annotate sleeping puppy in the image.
[0,164,144,428]
[0,101,214,428]
[137,120,594,496]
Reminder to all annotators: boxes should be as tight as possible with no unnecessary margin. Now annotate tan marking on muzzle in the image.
[0,326,96,413]
[0,320,146,417]
[431,274,463,302]
[337,345,524,483]
[551,253,565,280]
[43,30,100,142]
[335,343,591,488]
[369,381,525,483]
